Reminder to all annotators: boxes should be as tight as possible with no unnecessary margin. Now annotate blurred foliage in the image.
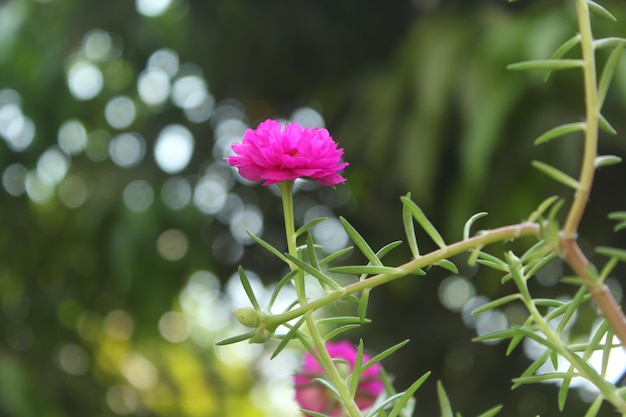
[1,0,626,416]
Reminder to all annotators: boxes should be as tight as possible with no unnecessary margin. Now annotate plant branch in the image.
[266,222,541,328]
[563,0,599,236]
[522,278,626,412]
[558,0,626,349]
[561,237,626,348]
[279,181,363,417]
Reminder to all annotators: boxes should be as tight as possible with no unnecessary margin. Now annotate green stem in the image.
[278,181,305,302]
[563,0,599,237]
[522,284,626,412]
[558,0,626,349]
[278,180,363,417]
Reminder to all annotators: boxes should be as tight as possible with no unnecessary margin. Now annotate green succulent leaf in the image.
[385,372,430,417]
[329,265,403,275]
[555,288,588,333]
[400,196,446,248]
[267,269,297,312]
[463,212,488,240]
[473,328,519,343]
[598,113,617,134]
[608,212,626,232]
[319,247,354,266]
[317,316,372,326]
[377,241,404,260]
[471,294,521,315]
[594,37,626,50]
[295,217,328,238]
[238,266,261,311]
[323,324,362,341]
[284,254,344,290]
[312,377,341,401]
[435,259,458,274]
[437,381,454,417]
[349,340,365,398]
[544,34,581,80]
[608,211,626,220]
[531,160,581,190]
[271,315,307,359]
[513,349,551,389]
[558,370,573,410]
[403,192,420,258]
[365,393,404,417]
[475,405,503,417]
[596,246,626,262]
[513,372,580,385]
[507,59,583,72]
[584,395,605,417]
[534,122,586,145]
[598,42,624,108]
[363,339,410,372]
[587,0,617,21]
[476,252,509,272]
[358,288,370,322]
[595,155,622,168]
[506,316,536,355]
[527,195,560,223]
[247,230,291,265]
[215,330,257,346]
[340,216,383,266]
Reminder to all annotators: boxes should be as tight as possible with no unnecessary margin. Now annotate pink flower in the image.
[294,341,384,416]
[225,119,348,186]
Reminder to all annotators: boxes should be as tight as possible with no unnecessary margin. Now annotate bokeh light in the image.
[137,68,170,107]
[37,147,70,185]
[193,176,228,215]
[121,352,159,391]
[103,309,135,341]
[229,205,263,244]
[161,176,192,210]
[158,311,190,343]
[123,180,154,213]
[57,343,90,376]
[291,106,325,128]
[147,48,179,77]
[59,175,89,208]
[154,124,194,173]
[0,99,35,151]
[156,228,189,261]
[25,171,54,204]
[67,60,103,100]
[58,119,88,156]
[86,130,111,162]
[2,163,27,196]
[109,133,146,167]
[105,96,137,129]
[438,276,476,312]
[135,0,172,17]
[82,29,114,62]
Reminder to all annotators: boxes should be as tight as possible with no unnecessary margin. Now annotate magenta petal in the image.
[226,119,348,186]
[294,341,383,416]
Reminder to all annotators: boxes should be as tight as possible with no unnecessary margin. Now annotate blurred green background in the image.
[1,0,626,416]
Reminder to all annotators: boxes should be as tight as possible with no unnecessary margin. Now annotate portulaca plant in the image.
[218,1,626,416]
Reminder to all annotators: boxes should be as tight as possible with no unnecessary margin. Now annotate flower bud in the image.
[233,307,260,328]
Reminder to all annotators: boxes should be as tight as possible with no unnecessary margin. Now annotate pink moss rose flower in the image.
[225,119,348,186]
[294,341,384,416]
